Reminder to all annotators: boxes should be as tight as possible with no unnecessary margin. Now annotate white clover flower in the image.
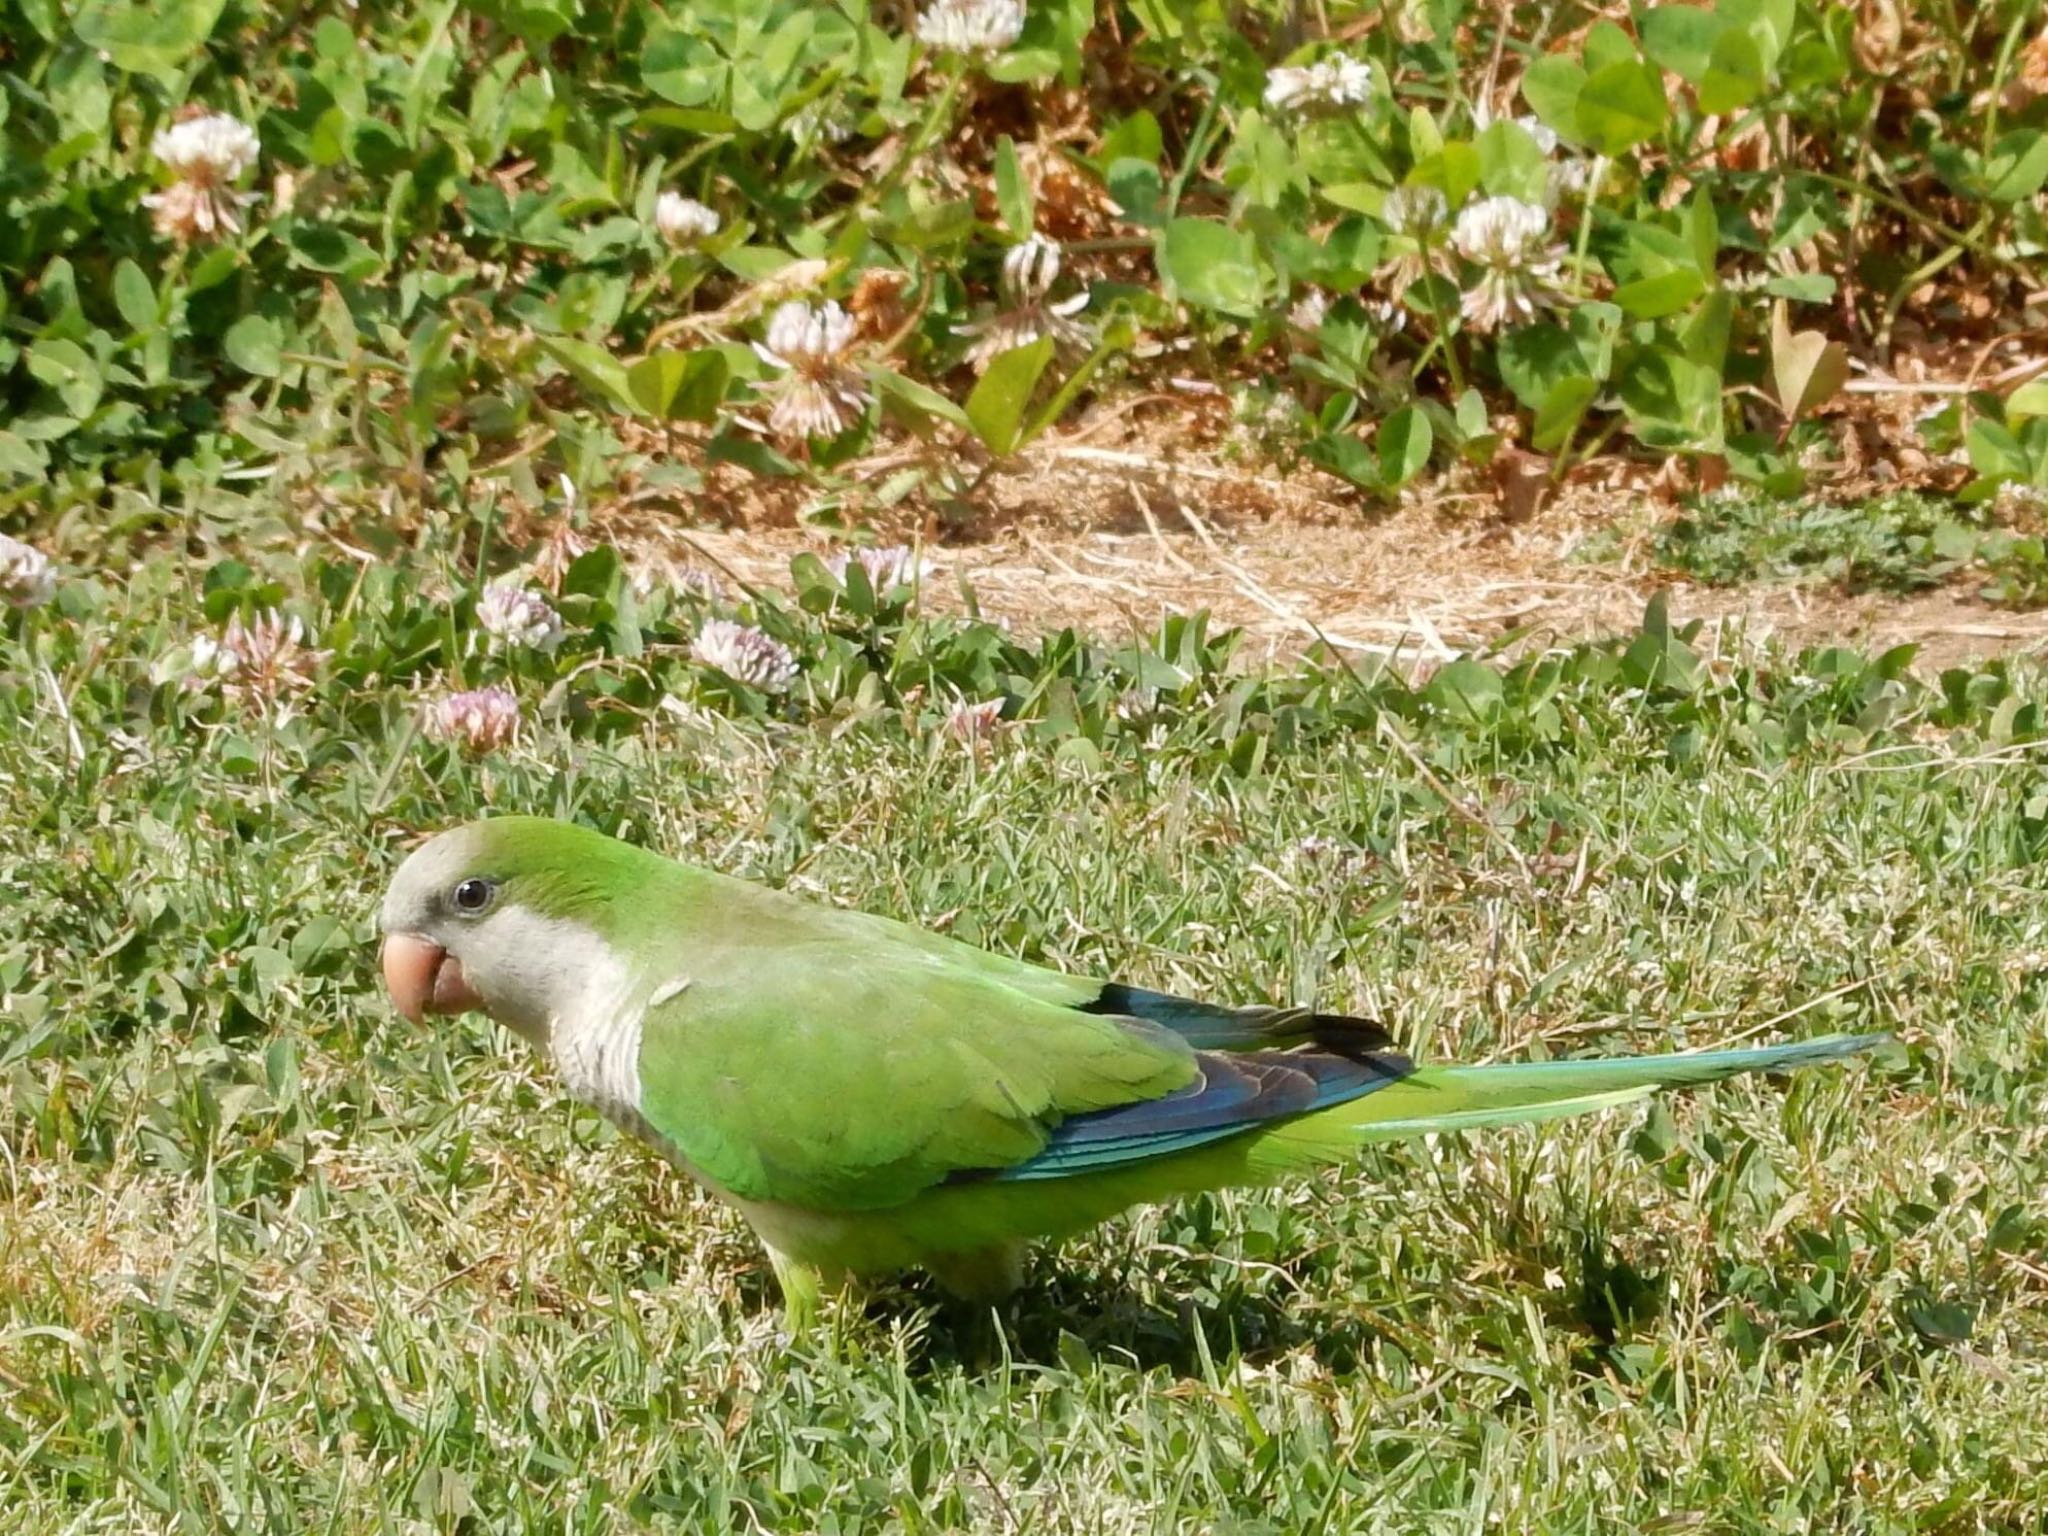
[1547,156,1596,200]
[425,686,520,754]
[1002,233,1062,301]
[944,697,1007,745]
[152,112,260,183]
[0,533,55,608]
[678,567,725,601]
[955,233,1093,372]
[1381,184,1449,240]
[1515,116,1599,203]
[1289,287,1330,332]
[785,101,855,147]
[475,582,564,652]
[1262,56,1374,117]
[752,300,873,441]
[653,191,720,246]
[825,545,931,592]
[1376,184,1450,296]
[1365,296,1409,336]
[915,0,1026,58]
[691,618,798,693]
[1450,195,1564,332]
[143,111,261,242]
[189,609,324,700]
[758,298,860,398]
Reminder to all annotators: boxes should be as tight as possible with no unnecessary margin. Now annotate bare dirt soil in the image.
[610,433,2048,673]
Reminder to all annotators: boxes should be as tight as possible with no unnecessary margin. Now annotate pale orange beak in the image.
[380,933,484,1023]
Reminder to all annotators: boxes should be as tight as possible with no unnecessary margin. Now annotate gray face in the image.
[379,826,614,1047]
[380,825,496,947]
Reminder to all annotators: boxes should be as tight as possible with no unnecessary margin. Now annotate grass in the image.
[11,0,2048,1524]
[1653,488,2048,609]
[3,552,2047,1532]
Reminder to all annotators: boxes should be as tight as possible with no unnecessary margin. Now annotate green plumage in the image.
[637,964,1193,1210]
[386,818,1885,1321]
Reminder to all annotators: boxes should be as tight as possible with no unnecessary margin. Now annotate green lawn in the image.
[10,0,2048,1523]
[4,552,2046,1532]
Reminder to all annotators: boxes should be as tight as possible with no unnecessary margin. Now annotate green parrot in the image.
[379,816,1882,1326]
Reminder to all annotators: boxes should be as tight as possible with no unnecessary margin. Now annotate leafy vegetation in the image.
[1656,487,2048,607]
[5,544,2048,1529]
[6,0,2048,529]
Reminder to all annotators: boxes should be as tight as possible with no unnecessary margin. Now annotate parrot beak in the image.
[381,933,483,1022]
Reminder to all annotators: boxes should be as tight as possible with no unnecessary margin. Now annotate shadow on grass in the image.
[880,1265,1386,1380]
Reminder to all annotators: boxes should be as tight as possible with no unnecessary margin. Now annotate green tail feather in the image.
[854,1034,1887,1272]
[1257,1032,1887,1165]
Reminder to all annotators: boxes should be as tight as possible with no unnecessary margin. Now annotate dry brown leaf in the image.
[1853,0,1904,75]
[2017,27,2048,100]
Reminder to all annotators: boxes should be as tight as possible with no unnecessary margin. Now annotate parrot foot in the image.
[764,1243,834,1335]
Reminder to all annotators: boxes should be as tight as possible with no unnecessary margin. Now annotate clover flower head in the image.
[1450,195,1564,332]
[945,697,1007,745]
[1289,288,1331,333]
[955,232,1092,372]
[0,534,55,608]
[143,111,261,242]
[475,582,564,652]
[1002,234,1063,303]
[189,609,324,700]
[631,561,726,603]
[674,565,726,601]
[691,619,798,692]
[1381,184,1449,239]
[915,0,1026,58]
[1366,296,1409,336]
[1547,156,1596,200]
[654,192,721,246]
[786,101,856,147]
[151,112,260,184]
[761,299,859,364]
[753,300,873,441]
[1376,185,1452,296]
[826,545,931,592]
[1263,56,1374,117]
[425,686,521,755]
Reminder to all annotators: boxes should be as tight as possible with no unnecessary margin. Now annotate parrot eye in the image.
[450,878,497,914]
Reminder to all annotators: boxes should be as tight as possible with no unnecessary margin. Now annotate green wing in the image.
[563,846,1402,1214]
[633,942,1201,1211]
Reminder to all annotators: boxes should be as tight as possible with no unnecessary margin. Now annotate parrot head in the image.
[378,818,645,1045]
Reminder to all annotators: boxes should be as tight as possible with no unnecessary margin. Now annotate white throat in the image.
[470,907,649,1132]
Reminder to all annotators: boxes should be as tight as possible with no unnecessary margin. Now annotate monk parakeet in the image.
[379,817,1881,1325]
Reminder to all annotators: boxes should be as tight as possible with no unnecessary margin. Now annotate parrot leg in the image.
[764,1243,828,1333]
[924,1241,1028,1305]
